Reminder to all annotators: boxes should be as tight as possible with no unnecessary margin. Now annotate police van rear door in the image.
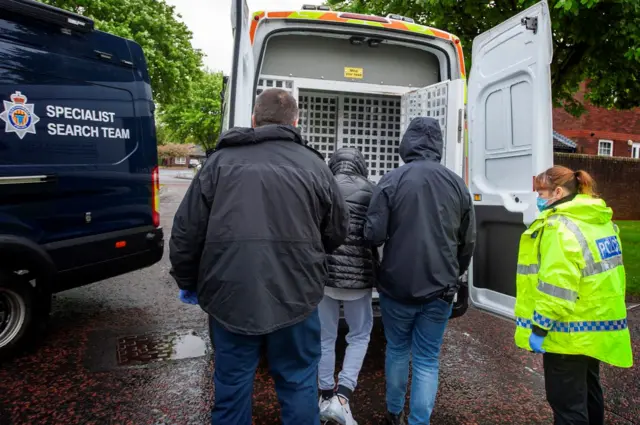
[467,1,554,319]
[228,0,255,128]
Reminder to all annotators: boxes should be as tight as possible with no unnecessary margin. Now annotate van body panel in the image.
[0,5,163,291]
[467,1,554,319]
[227,1,554,320]
[226,3,464,130]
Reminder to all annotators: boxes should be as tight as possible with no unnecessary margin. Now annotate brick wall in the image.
[565,137,636,157]
[554,153,640,220]
[553,84,640,158]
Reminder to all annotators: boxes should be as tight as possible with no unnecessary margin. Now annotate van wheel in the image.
[0,271,35,361]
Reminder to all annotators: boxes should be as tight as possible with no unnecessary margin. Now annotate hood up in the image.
[399,117,443,163]
[328,147,368,177]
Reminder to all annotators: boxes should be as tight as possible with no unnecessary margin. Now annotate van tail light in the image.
[152,166,160,227]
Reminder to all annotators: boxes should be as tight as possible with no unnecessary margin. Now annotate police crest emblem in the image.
[0,91,40,139]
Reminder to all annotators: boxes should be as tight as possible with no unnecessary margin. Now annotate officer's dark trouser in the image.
[209,310,321,425]
[543,353,604,425]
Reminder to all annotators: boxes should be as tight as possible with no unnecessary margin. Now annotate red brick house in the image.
[553,84,640,158]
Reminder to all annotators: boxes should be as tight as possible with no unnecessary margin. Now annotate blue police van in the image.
[0,0,164,358]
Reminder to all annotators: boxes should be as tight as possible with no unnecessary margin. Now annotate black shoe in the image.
[385,411,406,425]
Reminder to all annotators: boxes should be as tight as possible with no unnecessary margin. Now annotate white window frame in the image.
[598,139,613,157]
[632,142,640,159]
[174,156,187,165]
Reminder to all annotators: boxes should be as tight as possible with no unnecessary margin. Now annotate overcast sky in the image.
[165,0,323,74]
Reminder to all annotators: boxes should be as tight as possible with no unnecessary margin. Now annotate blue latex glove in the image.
[179,289,198,305]
[529,333,546,353]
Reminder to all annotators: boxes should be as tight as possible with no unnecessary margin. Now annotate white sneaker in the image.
[339,397,358,425]
[319,396,332,416]
[321,395,358,425]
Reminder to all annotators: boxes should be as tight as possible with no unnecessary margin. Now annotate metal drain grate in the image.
[116,330,207,366]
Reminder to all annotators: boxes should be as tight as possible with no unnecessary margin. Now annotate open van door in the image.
[228,0,255,128]
[467,1,554,319]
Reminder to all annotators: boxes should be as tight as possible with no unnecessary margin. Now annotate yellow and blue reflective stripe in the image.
[517,317,628,332]
[533,311,554,329]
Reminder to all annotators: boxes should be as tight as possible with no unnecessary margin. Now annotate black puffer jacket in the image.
[326,148,377,290]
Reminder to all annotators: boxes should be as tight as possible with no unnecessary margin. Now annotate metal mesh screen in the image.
[255,78,451,182]
[400,81,448,141]
[298,93,338,161]
[256,77,294,96]
[339,94,402,182]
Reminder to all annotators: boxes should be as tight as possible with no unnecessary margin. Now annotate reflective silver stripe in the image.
[552,215,622,277]
[517,264,539,275]
[583,255,624,277]
[0,175,47,185]
[537,279,578,302]
[555,215,595,264]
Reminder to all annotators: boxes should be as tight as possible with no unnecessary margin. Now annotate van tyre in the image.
[0,271,36,361]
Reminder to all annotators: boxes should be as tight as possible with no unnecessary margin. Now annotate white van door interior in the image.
[467,0,554,319]
[229,0,255,128]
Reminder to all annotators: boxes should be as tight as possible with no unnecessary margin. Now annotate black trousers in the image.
[543,353,604,425]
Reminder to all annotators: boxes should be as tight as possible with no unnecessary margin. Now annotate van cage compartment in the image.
[257,76,450,183]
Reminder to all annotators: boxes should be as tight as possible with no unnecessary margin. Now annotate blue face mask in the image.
[536,197,550,212]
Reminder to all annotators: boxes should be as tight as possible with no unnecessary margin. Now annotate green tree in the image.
[327,0,640,115]
[41,0,203,106]
[155,122,172,145]
[160,70,223,151]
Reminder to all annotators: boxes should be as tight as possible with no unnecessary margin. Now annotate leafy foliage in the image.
[159,70,223,151]
[327,0,640,115]
[41,0,204,106]
[154,123,172,146]
[157,143,191,160]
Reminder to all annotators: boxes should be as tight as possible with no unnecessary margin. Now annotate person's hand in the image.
[179,289,198,305]
[450,285,469,319]
[529,333,546,353]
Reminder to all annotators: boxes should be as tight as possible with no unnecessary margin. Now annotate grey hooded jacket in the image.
[364,117,476,304]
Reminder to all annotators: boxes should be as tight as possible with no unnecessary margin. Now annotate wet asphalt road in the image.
[0,179,638,425]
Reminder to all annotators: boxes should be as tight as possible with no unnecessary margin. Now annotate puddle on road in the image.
[116,330,207,366]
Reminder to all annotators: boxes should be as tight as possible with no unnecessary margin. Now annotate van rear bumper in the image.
[47,226,164,293]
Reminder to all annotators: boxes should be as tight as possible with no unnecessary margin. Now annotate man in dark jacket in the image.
[364,117,476,425]
[169,88,349,425]
[318,148,376,425]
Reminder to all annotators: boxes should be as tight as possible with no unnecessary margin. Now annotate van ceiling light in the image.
[317,5,331,11]
[349,36,366,45]
[301,4,317,10]
[368,38,382,48]
[340,12,389,23]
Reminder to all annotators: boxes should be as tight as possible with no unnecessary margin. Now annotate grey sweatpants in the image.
[318,292,374,392]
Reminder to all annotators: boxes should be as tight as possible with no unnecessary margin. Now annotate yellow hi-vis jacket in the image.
[514,194,633,368]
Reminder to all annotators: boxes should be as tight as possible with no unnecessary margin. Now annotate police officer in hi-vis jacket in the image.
[514,165,633,425]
